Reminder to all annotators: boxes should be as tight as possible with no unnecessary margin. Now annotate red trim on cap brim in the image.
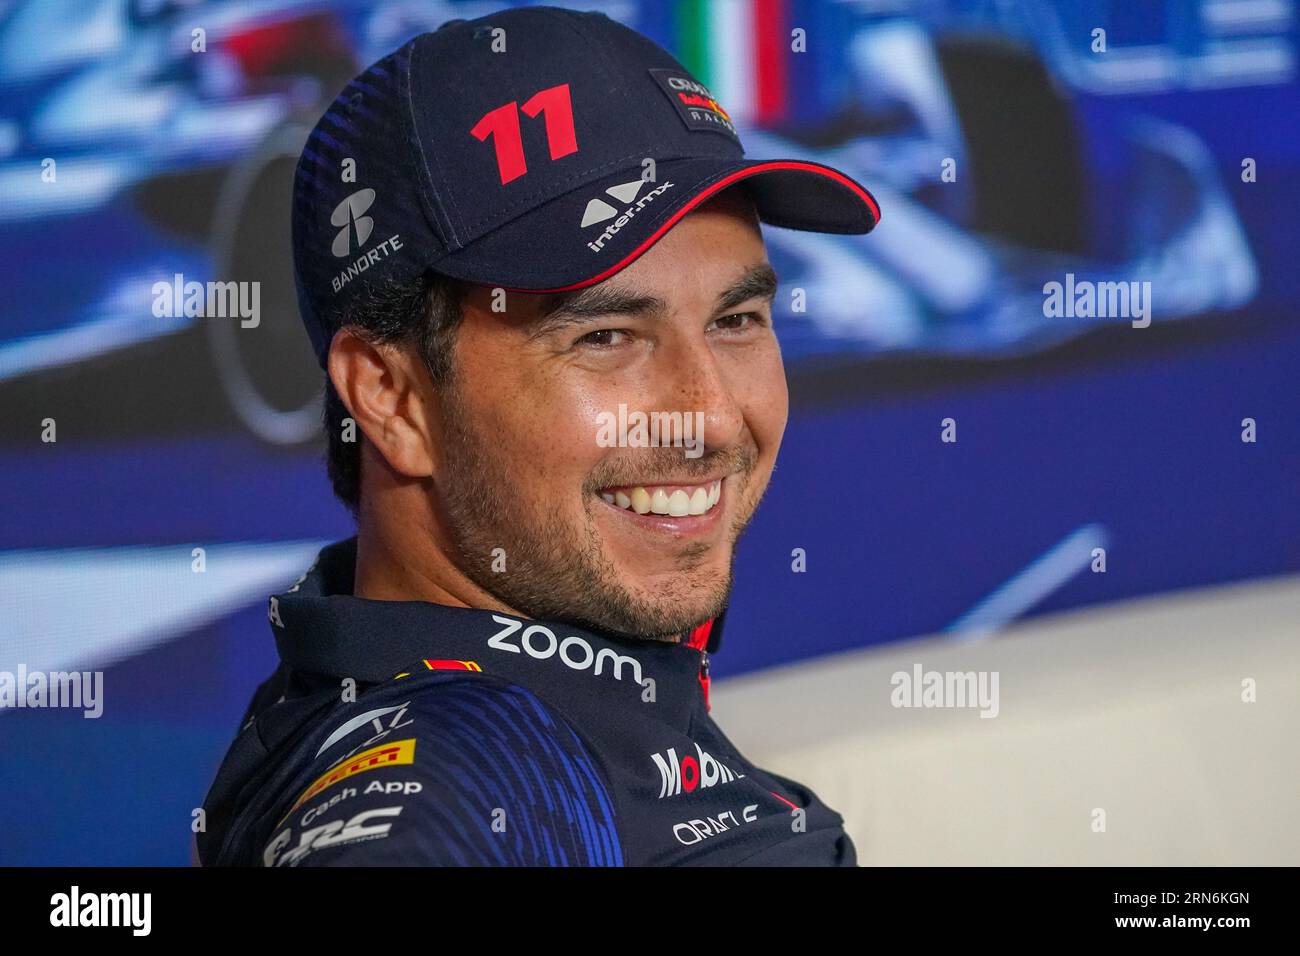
[497,159,880,294]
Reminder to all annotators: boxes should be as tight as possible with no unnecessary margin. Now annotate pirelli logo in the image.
[281,738,416,822]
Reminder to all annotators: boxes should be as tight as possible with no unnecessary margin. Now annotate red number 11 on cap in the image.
[471,83,579,185]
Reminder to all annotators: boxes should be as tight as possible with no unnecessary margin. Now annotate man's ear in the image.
[326,328,436,482]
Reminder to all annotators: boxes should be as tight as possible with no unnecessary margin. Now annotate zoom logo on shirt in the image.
[651,742,744,798]
[488,615,646,685]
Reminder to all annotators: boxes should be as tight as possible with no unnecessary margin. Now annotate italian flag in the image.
[671,0,790,126]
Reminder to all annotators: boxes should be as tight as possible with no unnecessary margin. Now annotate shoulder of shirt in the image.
[260,669,624,866]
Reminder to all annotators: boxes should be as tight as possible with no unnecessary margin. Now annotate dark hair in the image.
[323,270,469,514]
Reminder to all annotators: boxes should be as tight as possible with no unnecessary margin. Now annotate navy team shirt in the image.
[197,538,856,866]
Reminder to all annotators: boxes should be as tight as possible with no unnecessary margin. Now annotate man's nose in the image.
[650,331,744,456]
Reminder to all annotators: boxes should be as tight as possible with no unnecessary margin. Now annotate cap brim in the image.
[426,156,880,293]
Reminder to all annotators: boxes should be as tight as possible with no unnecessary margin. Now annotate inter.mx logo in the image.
[582,178,674,253]
[652,742,743,798]
[330,187,404,293]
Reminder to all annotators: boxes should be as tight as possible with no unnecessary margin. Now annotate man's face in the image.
[432,187,787,640]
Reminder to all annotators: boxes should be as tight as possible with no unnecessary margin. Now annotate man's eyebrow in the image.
[528,262,779,339]
[715,262,779,313]
[530,286,668,338]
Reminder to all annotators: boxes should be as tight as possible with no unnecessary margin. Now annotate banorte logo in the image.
[329,186,405,293]
[651,742,743,799]
[331,188,375,257]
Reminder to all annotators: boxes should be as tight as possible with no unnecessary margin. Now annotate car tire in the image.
[207,121,323,446]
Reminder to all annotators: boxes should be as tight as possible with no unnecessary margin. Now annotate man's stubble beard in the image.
[435,378,763,641]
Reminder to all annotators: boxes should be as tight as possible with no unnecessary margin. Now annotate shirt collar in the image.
[269,537,724,724]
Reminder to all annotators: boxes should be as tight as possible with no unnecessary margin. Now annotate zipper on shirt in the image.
[699,648,711,713]
[685,619,714,713]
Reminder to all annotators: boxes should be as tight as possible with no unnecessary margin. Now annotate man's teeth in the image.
[600,480,723,516]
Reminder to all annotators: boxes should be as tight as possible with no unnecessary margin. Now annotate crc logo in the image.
[330,188,376,257]
[263,806,402,867]
[651,742,743,799]
[487,615,645,685]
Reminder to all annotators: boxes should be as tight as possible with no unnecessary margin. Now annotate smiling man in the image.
[198,6,879,867]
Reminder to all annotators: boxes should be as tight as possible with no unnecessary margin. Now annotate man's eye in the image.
[574,328,626,349]
[711,311,766,332]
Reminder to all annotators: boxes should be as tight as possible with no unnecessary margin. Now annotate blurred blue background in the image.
[0,0,1296,864]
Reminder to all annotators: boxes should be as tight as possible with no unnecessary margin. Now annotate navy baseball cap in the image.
[292,5,881,367]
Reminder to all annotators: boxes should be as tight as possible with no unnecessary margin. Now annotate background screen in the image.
[1,0,1296,864]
